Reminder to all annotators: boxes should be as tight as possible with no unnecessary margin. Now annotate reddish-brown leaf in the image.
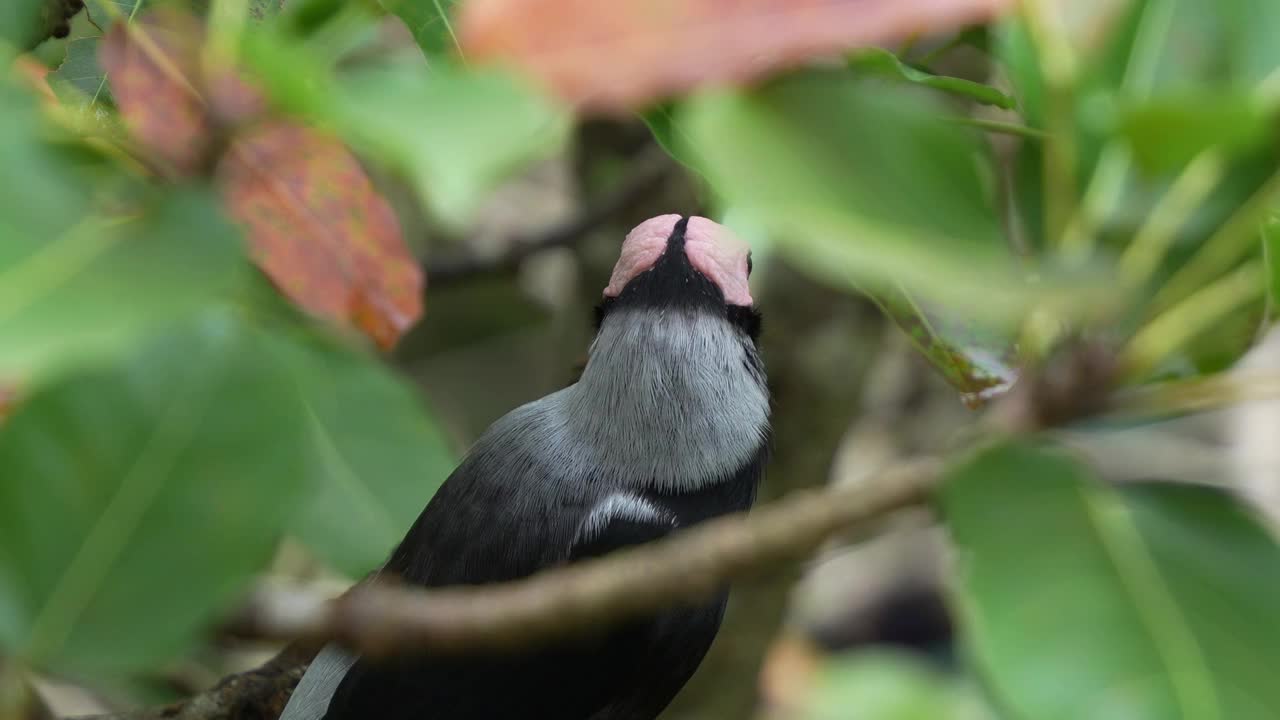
[99,11,211,176]
[459,0,1012,112]
[206,65,268,126]
[218,122,423,349]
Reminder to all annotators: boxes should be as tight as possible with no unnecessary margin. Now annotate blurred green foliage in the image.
[276,334,456,576]
[800,651,993,720]
[945,442,1280,720]
[1,0,1280,718]
[3,0,49,50]
[376,0,459,57]
[0,311,308,676]
[243,29,568,228]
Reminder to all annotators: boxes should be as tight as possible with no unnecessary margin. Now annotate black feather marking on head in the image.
[726,305,762,343]
[592,300,610,331]
[614,217,720,310]
[593,215,761,343]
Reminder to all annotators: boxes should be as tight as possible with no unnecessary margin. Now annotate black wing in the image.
[322,474,684,719]
[318,418,766,720]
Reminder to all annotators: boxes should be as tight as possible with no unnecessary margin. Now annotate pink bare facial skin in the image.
[603,214,753,306]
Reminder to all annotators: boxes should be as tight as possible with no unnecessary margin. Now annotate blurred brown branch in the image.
[75,644,314,720]
[77,457,941,720]
[235,457,941,655]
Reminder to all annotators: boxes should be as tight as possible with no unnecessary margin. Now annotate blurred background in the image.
[4,0,1280,718]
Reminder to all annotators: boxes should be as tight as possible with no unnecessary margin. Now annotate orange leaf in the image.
[99,11,211,177]
[218,122,424,350]
[459,0,1013,112]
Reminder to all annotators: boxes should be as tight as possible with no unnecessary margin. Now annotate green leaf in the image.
[642,102,705,177]
[849,48,1016,109]
[1264,215,1280,310]
[75,0,149,107]
[0,80,91,242]
[0,189,247,380]
[1118,93,1277,175]
[276,0,348,37]
[992,18,1047,251]
[243,34,569,228]
[48,38,111,105]
[2,0,46,50]
[249,0,283,21]
[994,18,1044,127]
[336,62,569,228]
[0,81,239,381]
[274,335,456,576]
[679,70,1081,324]
[943,441,1280,720]
[868,285,1017,407]
[1104,0,1280,92]
[0,311,309,674]
[378,0,460,57]
[1228,0,1280,87]
[803,650,994,720]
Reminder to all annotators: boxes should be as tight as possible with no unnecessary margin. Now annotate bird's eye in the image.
[746,252,754,276]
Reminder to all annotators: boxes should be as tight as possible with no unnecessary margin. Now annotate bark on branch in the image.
[80,457,941,719]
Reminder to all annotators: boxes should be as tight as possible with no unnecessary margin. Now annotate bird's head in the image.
[595,214,760,341]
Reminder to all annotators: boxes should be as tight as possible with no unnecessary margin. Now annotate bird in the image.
[279,214,771,720]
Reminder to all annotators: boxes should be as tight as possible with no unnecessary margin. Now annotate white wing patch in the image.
[578,493,676,542]
[278,644,358,720]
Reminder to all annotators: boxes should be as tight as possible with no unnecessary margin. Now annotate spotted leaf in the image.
[218,122,423,349]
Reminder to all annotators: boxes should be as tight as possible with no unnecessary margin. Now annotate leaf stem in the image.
[1152,170,1280,312]
[1123,0,1176,96]
[430,0,465,61]
[1118,151,1225,288]
[1019,0,1078,250]
[205,0,249,70]
[88,0,146,106]
[952,117,1047,140]
[0,216,132,324]
[1060,143,1130,263]
[1110,367,1280,420]
[1123,261,1264,378]
[122,23,206,106]
[1057,0,1175,264]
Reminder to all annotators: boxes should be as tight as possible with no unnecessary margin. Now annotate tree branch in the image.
[79,457,940,720]
[75,643,314,720]
[235,457,942,655]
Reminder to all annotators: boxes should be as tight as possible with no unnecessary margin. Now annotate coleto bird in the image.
[280,214,771,720]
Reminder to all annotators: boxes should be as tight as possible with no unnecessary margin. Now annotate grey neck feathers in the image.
[469,305,769,493]
[562,305,769,490]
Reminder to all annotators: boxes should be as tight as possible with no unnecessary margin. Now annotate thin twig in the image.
[74,643,316,720]
[233,458,941,657]
[952,117,1047,140]
[1107,367,1280,421]
[77,457,940,720]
